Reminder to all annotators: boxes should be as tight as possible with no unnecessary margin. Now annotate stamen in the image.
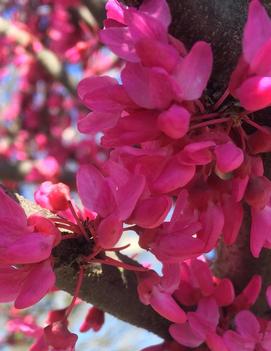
[68,201,90,241]
[243,116,271,134]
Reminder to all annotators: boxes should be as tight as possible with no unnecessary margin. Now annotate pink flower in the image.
[0,188,59,308]
[101,0,171,63]
[224,310,271,351]
[34,181,71,212]
[174,258,235,307]
[77,162,145,248]
[79,306,104,332]
[250,199,271,257]
[229,0,271,111]
[44,321,78,351]
[137,264,186,323]
[170,297,226,350]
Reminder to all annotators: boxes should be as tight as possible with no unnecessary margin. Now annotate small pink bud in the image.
[44,321,78,349]
[248,127,271,154]
[79,307,104,333]
[244,176,271,209]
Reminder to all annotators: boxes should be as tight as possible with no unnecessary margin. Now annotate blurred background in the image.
[0,0,162,349]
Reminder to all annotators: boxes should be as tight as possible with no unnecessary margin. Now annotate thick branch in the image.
[15,194,170,339]
[0,17,77,95]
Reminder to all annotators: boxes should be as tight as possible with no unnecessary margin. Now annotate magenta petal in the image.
[129,195,172,228]
[100,27,139,62]
[158,104,190,139]
[235,310,260,340]
[121,63,174,109]
[77,164,116,218]
[124,9,167,42]
[198,203,224,252]
[150,287,186,323]
[213,279,235,306]
[189,298,219,335]
[97,215,123,249]
[140,0,171,29]
[215,141,244,173]
[135,39,179,72]
[232,176,249,202]
[234,275,262,310]
[152,158,195,193]
[161,263,180,293]
[154,223,204,261]
[0,265,26,303]
[105,0,125,23]
[206,333,229,351]
[243,0,271,63]
[78,111,120,134]
[0,187,27,228]
[174,41,213,100]
[224,331,254,351]
[77,76,118,103]
[236,76,271,111]
[250,204,271,257]
[178,141,215,165]
[114,173,145,220]
[80,83,132,113]
[222,196,243,245]
[102,110,161,147]
[250,38,271,75]
[15,260,55,309]
[3,233,54,264]
[169,322,204,348]
[190,259,214,296]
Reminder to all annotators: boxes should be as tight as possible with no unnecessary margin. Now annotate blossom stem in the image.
[213,88,230,111]
[190,117,231,130]
[65,266,84,318]
[242,116,271,134]
[195,99,206,113]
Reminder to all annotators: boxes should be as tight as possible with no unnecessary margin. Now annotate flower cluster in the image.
[75,0,271,349]
[2,0,271,350]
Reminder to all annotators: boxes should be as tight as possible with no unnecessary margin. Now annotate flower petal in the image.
[121,63,174,109]
[15,260,55,309]
[173,41,213,100]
